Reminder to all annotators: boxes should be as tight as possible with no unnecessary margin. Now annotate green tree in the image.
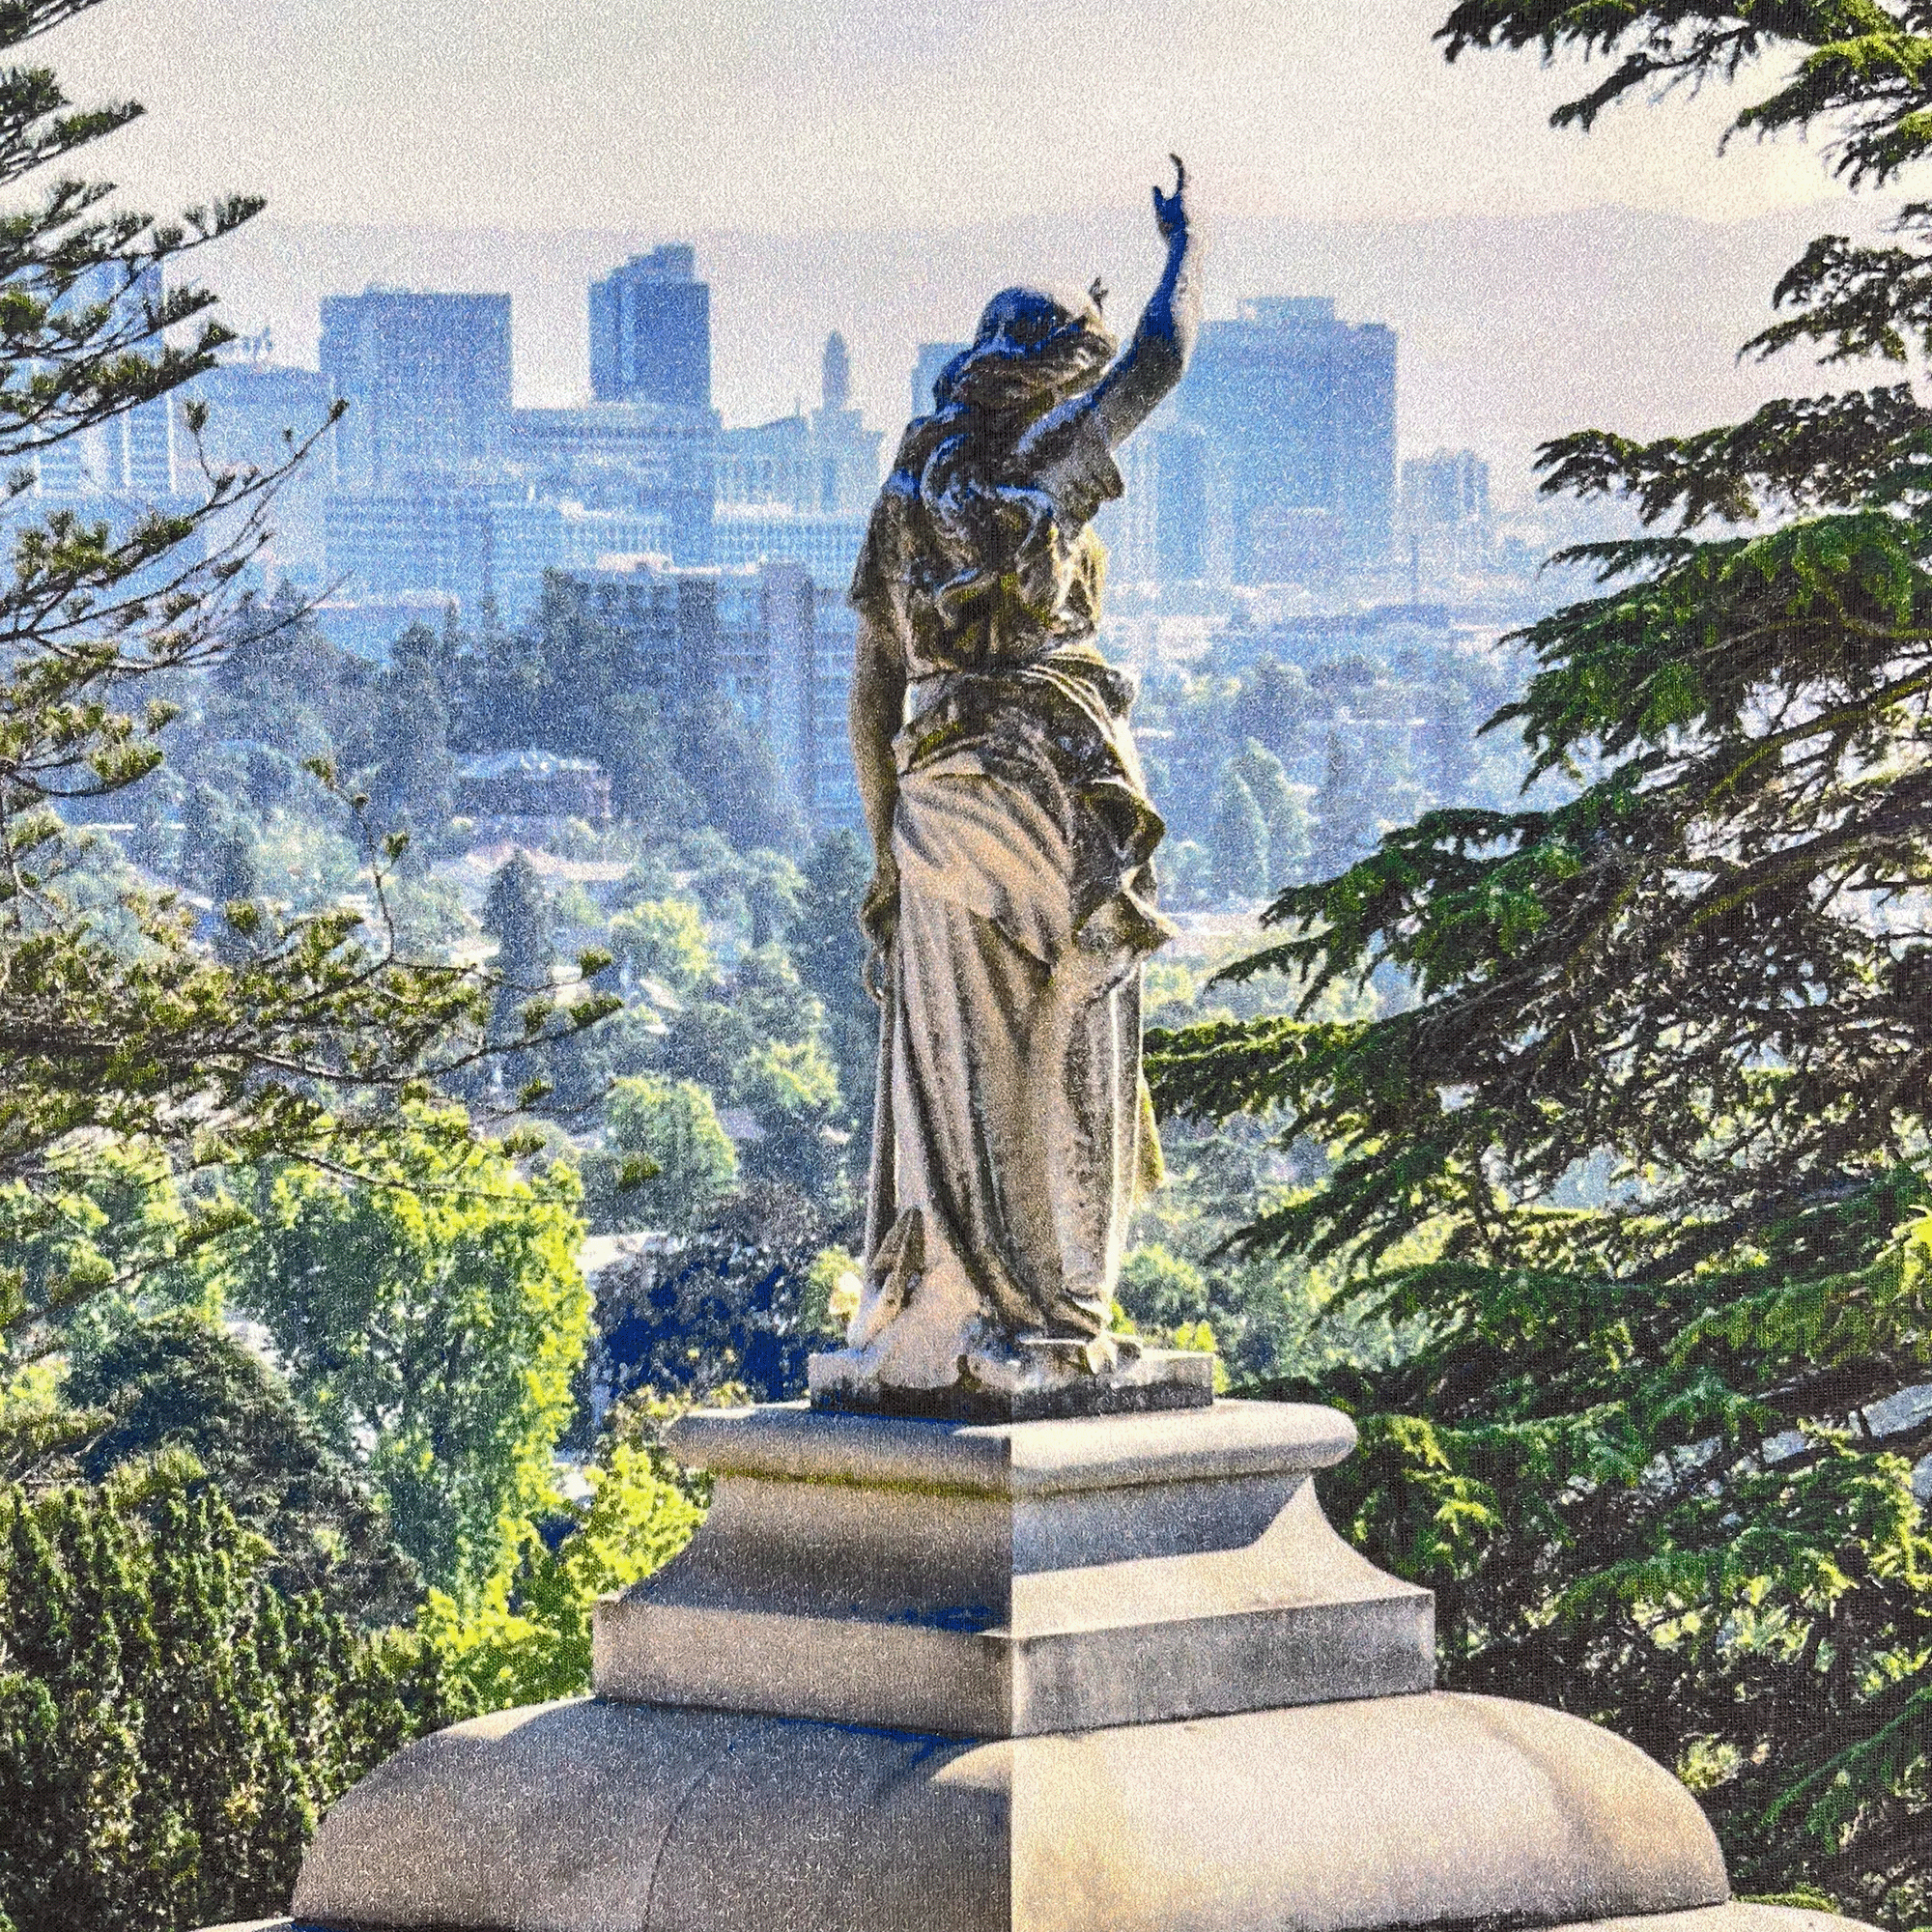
[0,1468,464,1932]
[1208,770,1268,902]
[416,1433,701,1713]
[1230,738,1311,885]
[586,1179,837,1404]
[607,895,714,998]
[66,1313,422,1626]
[1311,728,1375,878]
[1230,656,1315,763]
[741,848,806,950]
[676,695,807,855]
[790,828,878,1135]
[736,1037,843,1200]
[730,943,824,1055]
[208,819,264,964]
[368,622,457,852]
[596,1074,737,1234]
[483,849,552,989]
[482,848,554,1055]
[1153,6,1932,1918]
[208,1113,591,1601]
[1418,677,1477,806]
[1118,1242,1210,1333]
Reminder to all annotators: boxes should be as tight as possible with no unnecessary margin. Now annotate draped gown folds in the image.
[842,391,1175,1391]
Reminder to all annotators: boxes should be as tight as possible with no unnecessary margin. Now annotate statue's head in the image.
[933,285,1117,419]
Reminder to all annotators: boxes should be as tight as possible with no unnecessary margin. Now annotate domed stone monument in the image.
[270,1396,1852,1932]
[208,170,1876,1932]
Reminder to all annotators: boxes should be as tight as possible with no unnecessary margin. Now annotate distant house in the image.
[457,748,611,824]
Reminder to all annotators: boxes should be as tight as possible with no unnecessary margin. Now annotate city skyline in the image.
[28,0,1901,489]
[187,196,1862,505]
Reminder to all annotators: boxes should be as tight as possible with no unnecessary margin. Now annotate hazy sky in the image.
[51,0,1852,235]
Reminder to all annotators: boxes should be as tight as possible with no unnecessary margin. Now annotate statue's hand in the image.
[859,853,900,1004]
[1152,155,1187,244]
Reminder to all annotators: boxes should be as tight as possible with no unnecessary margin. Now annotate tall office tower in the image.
[319,289,512,490]
[1176,297,1396,582]
[505,402,717,567]
[822,331,851,412]
[325,489,496,610]
[549,556,860,833]
[1114,421,1210,585]
[588,245,711,411]
[715,324,881,544]
[910,341,968,421]
[1401,447,1490,530]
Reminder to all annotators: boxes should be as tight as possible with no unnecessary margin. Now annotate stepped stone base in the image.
[592,1399,1430,1735]
[212,1911,1862,1932]
[261,1397,1887,1932]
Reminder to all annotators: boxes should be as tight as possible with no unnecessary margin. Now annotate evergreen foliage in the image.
[1230,737,1310,886]
[1311,729,1375,879]
[790,828,877,1129]
[483,851,553,1001]
[1151,6,1932,1918]
[0,1468,464,1932]
[594,1073,738,1233]
[65,1313,422,1626]
[606,895,713,997]
[588,1179,841,1403]
[416,1429,701,1712]
[367,623,457,850]
[1208,771,1269,902]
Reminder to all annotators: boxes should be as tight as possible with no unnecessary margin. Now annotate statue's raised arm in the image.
[829,164,1206,1421]
[1029,156,1200,463]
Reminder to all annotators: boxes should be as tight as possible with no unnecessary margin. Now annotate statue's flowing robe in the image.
[849,399,1172,1367]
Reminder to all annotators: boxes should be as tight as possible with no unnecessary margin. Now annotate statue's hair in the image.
[930,286,1116,418]
[882,286,1117,636]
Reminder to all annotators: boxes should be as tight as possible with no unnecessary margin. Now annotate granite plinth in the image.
[591,1399,1432,1735]
[808,1339,1215,1421]
[289,1690,1732,1932]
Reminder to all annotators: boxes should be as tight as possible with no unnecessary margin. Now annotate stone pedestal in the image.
[282,1400,1872,1932]
[593,1400,1430,1734]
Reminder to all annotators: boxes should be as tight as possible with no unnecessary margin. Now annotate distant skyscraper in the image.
[1177,297,1396,581]
[319,288,512,489]
[1401,448,1490,530]
[910,341,968,421]
[325,487,496,609]
[505,402,717,566]
[1114,420,1209,585]
[822,332,851,412]
[588,245,711,411]
[715,325,881,545]
[548,554,859,831]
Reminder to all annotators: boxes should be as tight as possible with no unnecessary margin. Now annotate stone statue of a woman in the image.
[811,161,1202,1416]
